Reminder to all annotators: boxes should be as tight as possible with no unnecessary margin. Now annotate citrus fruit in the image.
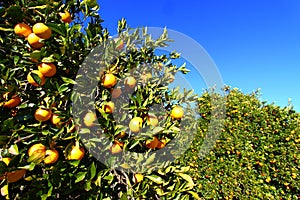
[0,158,26,184]
[145,136,159,149]
[111,87,122,98]
[134,173,144,183]
[67,146,85,160]
[124,76,136,89]
[110,142,123,154]
[38,63,57,77]
[116,131,126,138]
[32,23,52,40]
[1,158,11,165]
[83,111,97,127]
[104,101,115,113]
[156,138,167,149]
[129,117,143,132]
[34,108,52,122]
[44,149,59,164]
[28,143,47,156]
[51,114,61,126]
[59,11,72,23]
[14,23,32,37]
[102,73,117,88]
[6,169,26,183]
[3,92,21,108]
[27,70,46,86]
[27,33,44,49]
[171,105,184,119]
[147,114,158,127]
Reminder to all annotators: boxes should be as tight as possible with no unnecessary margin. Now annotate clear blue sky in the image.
[97,0,300,111]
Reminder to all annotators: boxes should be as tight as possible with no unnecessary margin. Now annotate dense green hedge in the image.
[177,87,300,199]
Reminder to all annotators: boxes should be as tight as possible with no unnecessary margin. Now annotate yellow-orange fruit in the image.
[129,117,143,133]
[111,87,122,98]
[104,101,115,114]
[110,142,123,154]
[34,108,52,122]
[27,33,44,49]
[3,93,21,108]
[14,23,32,37]
[51,114,61,126]
[59,11,72,23]
[28,143,47,156]
[67,146,85,160]
[102,74,117,88]
[83,112,97,127]
[145,136,159,149]
[38,63,57,77]
[170,105,184,119]
[124,76,136,89]
[32,23,52,40]
[27,70,46,86]
[44,149,59,164]
[134,173,144,183]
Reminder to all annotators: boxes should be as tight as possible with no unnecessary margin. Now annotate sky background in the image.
[97,0,300,111]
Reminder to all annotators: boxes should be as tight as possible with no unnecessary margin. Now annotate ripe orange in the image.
[59,11,72,23]
[83,112,97,127]
[14,23,32,37]
[134,173,144,183]
[51,114,61,126]
[44,149,59,164]
[67,146,85,160]
[111,87,122,98]
[27,33,44,49]
[32,23,52,40]
[38,63,57,77]
[116,131,126,138]
[3,92,21,108]
[129,117,143,133]
[27,70,46,86]
[102,73,117,88]
[170,105,184,119]
[110,142,123,154]
[34,108,52,122]
[145,136,159,149]
[147,114,158,127]
[156,138,167,149]
[6,169,26,183]
[104,101,115,113]
[124,76,136,89]
[28,143,47,156]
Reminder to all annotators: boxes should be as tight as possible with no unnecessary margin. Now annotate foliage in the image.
[0,0,198,199]
[178,87,300,199]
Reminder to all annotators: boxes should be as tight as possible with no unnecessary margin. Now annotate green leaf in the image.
[61,77,77,84]
[153,126,164,134]
[178,173,195,188]
[187,191,201,200]
[88,162,96,180]
[145,174,164,184]
[120,163,130,169]
[31,72,42,85]
[145,153,156,165]
[75,172,87,183]
[46,23,67,37]
[41,57,55,63]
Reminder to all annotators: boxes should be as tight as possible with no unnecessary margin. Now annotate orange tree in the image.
[177,87,300,199]
[0,0,200,199]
